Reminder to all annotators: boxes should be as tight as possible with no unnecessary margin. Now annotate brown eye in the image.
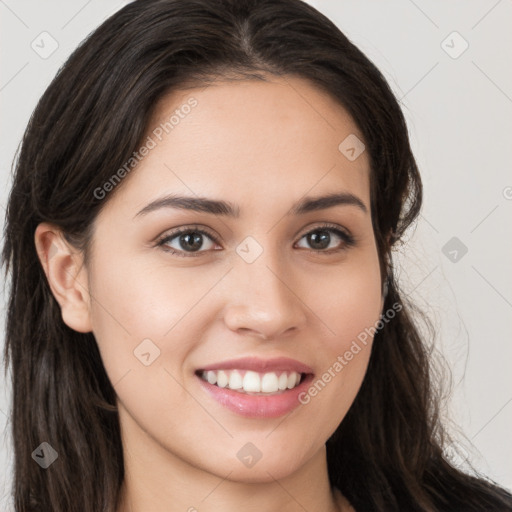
[157,227,219,257]
[295,224,356,253]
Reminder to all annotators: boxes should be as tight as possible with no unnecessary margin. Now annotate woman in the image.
[2,0,511,510]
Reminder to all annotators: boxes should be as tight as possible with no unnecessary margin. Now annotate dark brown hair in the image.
[2,0,511,510]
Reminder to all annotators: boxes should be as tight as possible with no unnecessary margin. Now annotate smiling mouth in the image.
[195,369,307,395]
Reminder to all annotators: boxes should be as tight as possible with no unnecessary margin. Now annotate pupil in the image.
[181,232,202,251]
[309,230,330,250]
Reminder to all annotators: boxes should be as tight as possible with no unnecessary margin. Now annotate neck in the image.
[116,412,347,512]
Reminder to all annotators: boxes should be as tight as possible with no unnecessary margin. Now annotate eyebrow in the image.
[134,191,368,218]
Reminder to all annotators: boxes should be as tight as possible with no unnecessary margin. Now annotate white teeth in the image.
[243,371,261,392]
[217,370,228,388]
[278,372,288,390]
[261,372,279,393]
[206,370,217,385]
[228,370,243,390]
[200,369,303,394]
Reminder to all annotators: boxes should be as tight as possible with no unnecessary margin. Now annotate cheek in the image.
[90,247,217,330]
[87,256,210,435]
[87,253,211,385]
[306,254,383,354]
[289,251,382,429]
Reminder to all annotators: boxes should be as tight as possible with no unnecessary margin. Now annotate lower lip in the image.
[195,373,314,418]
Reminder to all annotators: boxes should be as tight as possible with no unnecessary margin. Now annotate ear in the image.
[34,222,93,333]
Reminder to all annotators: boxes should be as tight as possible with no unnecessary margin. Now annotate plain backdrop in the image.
[1,0,511,508]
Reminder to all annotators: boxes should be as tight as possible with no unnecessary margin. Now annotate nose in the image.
[222,249,308,340]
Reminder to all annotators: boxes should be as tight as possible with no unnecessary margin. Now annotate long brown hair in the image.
[2,0,511,510]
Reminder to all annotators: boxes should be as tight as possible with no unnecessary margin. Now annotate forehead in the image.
[102,75,371,217]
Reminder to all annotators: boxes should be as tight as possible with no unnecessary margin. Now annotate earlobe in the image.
[34,223,93,333]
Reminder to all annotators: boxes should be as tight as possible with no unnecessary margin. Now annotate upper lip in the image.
[197,356,314,374]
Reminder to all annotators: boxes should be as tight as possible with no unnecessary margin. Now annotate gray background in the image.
[1,0,511,508]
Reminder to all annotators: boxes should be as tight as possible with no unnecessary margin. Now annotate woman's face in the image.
[84,76,384,482]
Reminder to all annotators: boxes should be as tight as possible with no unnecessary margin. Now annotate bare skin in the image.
[35,75,381,511]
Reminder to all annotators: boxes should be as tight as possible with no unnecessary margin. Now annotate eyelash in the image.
[155,222,357,258]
